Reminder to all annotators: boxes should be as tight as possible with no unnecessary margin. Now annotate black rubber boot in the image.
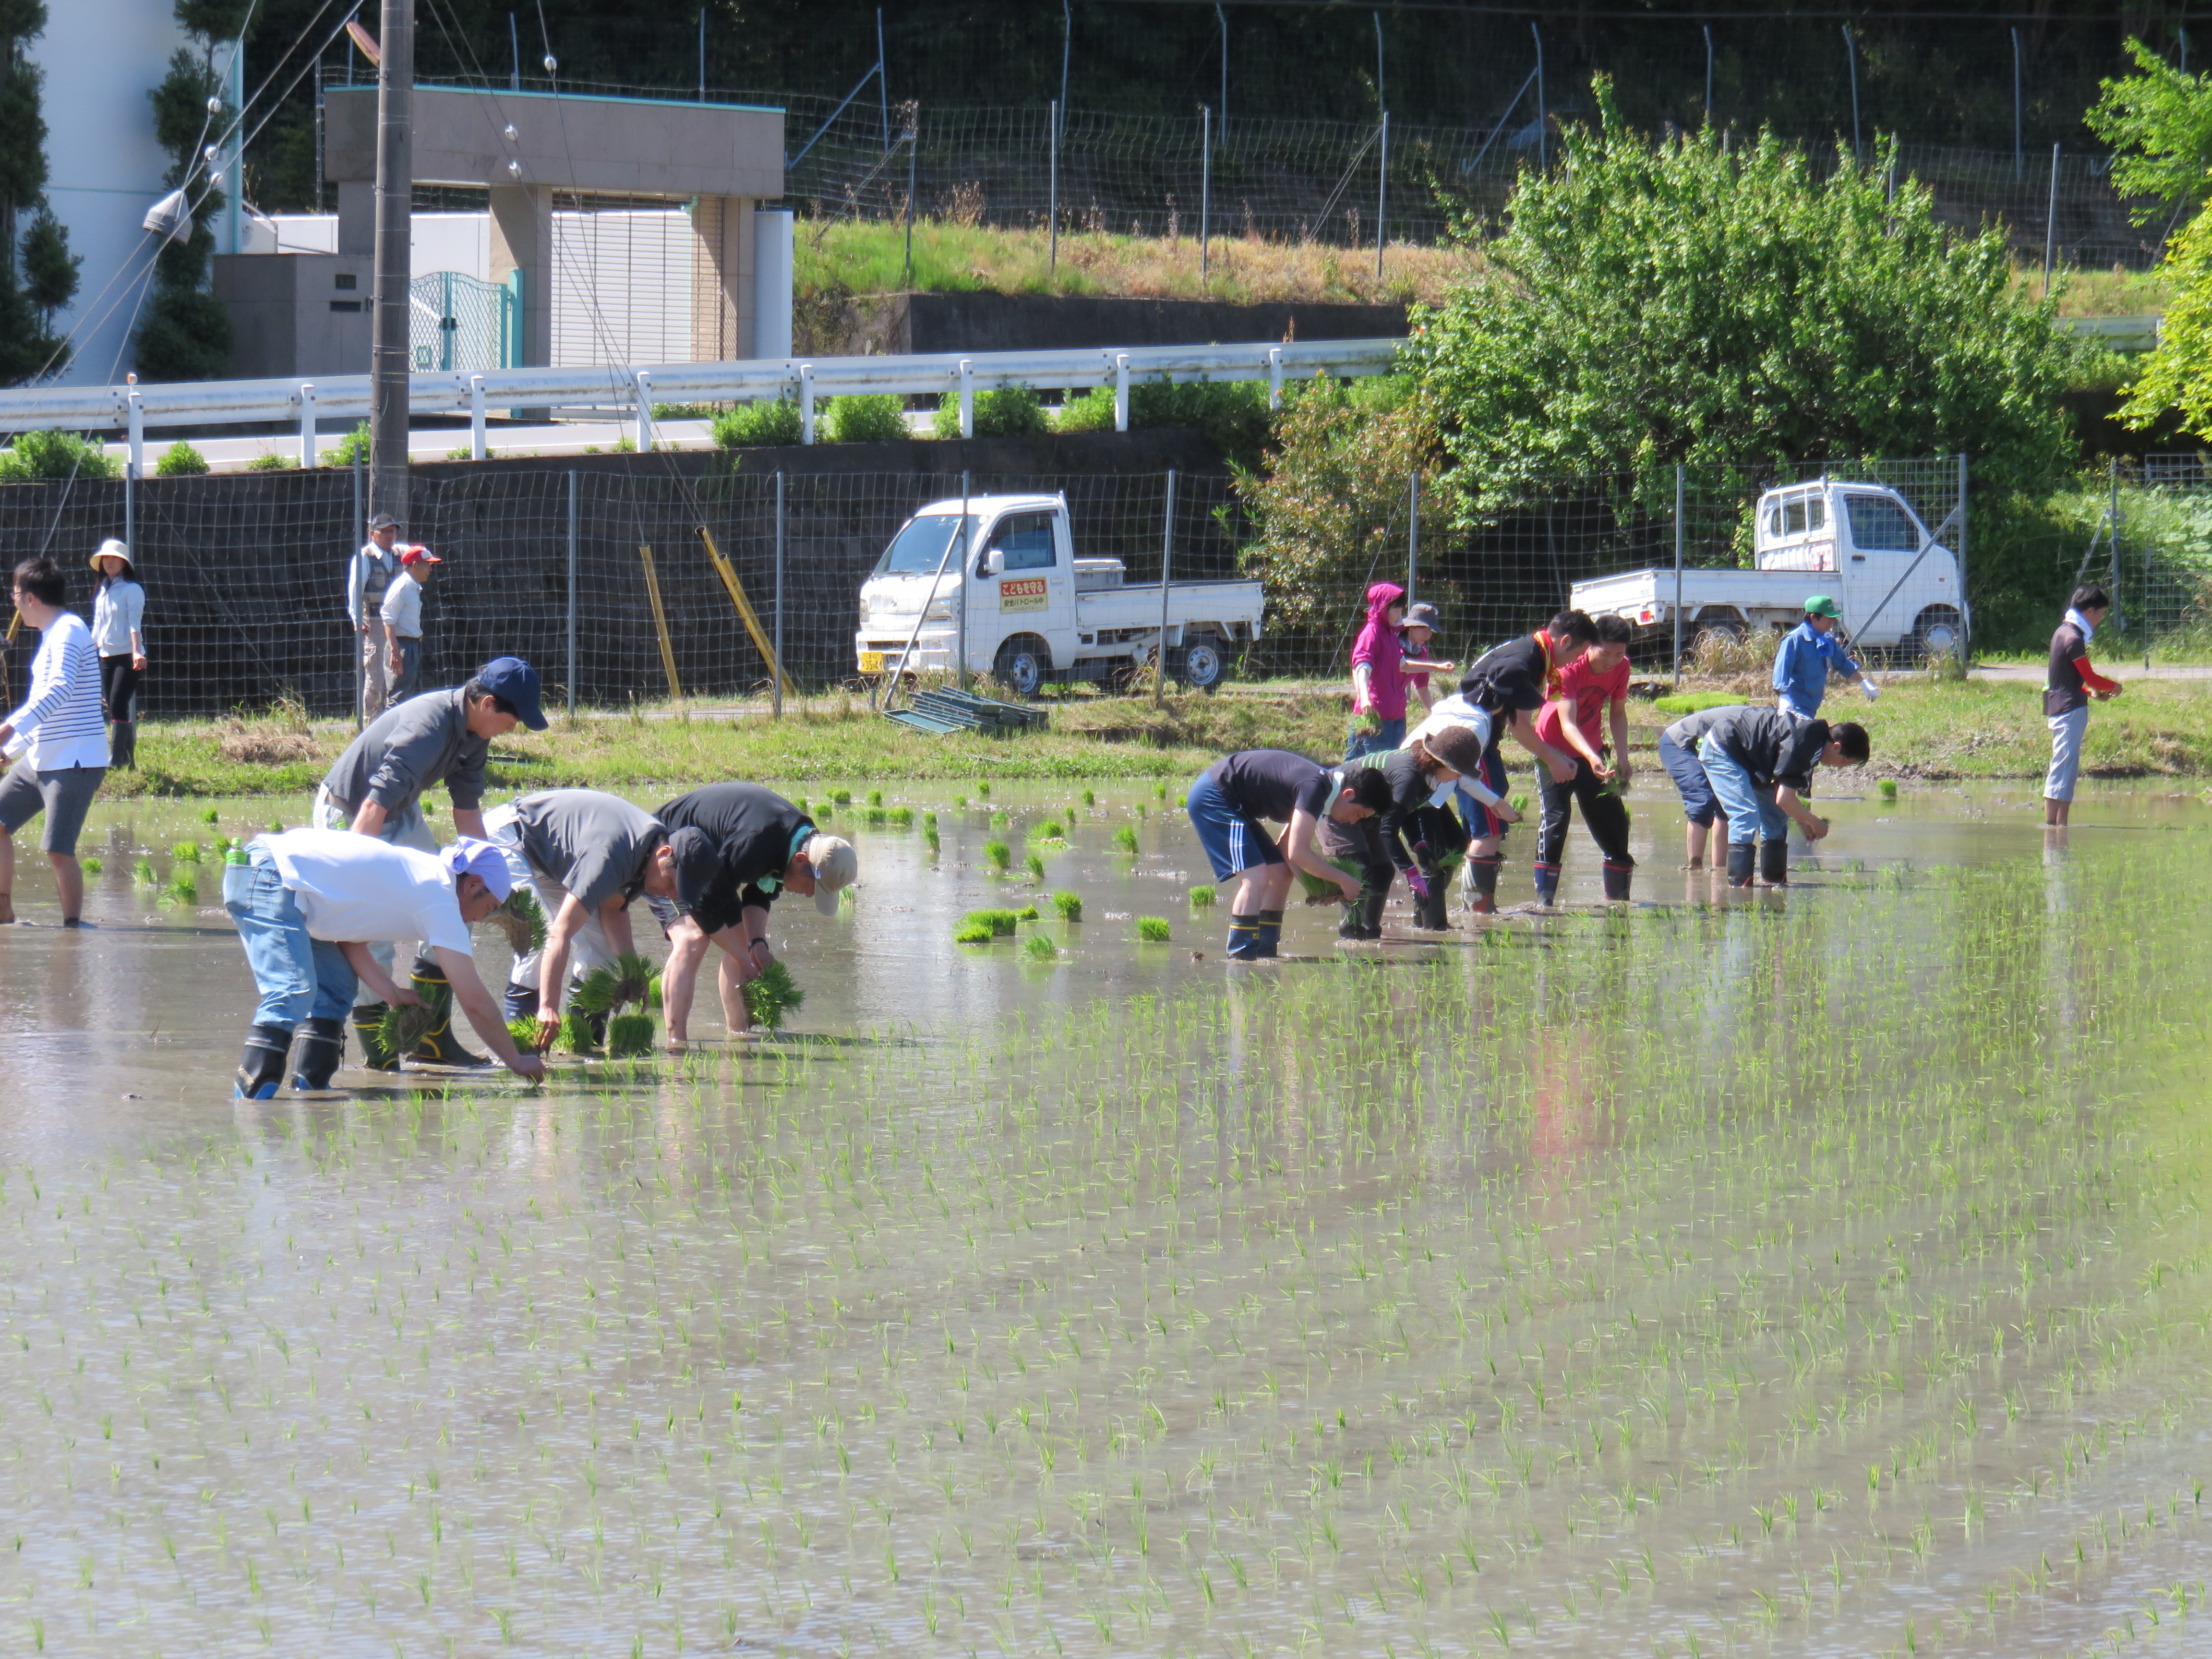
[1725,842,1756,888]
[289,1016,347,1090]
[502,982,540,1021]
[1226,916,1262,960]
[1466,855,1503,915]
[1411,875,1449,930]
[235,1023,292,1099]
[1338,892,1381,940]
[351,1003,400,1071]
[109,720,136,770]
[1532,861,1562,906]
[1601,859,1634,903]
[408,960,492,1068]
[1758,839,1790,888]
[1254,908,1285,959]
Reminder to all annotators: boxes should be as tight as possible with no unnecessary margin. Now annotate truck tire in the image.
[1909,605,1963,661]
[1169,635,1227,692]
[992,635,1051,698]
[1691,616,1743,652]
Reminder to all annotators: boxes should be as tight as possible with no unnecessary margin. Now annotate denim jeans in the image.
[1344,717,1406,762]
[224,850,358,1027]
[1698,749,1789,847]
[2045,706,2090,802]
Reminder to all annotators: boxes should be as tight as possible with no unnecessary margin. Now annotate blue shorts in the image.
[1186,774,1282,882]
[1456,746,1512,841]
[1659,733,1720,827]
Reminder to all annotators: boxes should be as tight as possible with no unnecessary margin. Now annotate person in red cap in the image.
[380,544,441,710]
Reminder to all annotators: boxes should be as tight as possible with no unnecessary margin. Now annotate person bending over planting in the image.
[223,829,545,1095]
[2043,585,2120,830]
[1185,749,1395,960]
[1531,613,1636,905]
[1326,725,1486,938]
[1657,703,1743,870]
[1695,706,1871,887]
[1450,611,1595,912]
[1402,688,1526,862]
[650,782,857,1043]
[480,789,688,1043]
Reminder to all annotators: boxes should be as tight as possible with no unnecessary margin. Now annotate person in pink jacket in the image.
[1346,582,1409,760]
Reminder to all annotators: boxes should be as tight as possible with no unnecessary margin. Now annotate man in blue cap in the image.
[1773,596,1880,721]
[313,655,549,1068]
[223,829,548,1096]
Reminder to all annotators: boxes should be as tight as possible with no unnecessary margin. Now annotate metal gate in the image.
[409,270,516,373]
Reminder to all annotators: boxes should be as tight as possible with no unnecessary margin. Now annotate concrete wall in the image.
[799,291,1408,357]
[212,253,375,381]
[28,0,187,385]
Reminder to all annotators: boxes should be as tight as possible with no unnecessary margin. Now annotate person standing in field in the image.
[1185,749,1393,960]
[2043,584,2120,830]
[1530,613,1637,905]
[1451,611,1595,913]
[1346,582,1410,760]
[1657,702,1742,870]
[380,545,439,709]
[348,513,403,721]
[1399,601,1454,718]
[88,540,146,771]
[1695,705,1871,887]
[1773,595,1880,720]
[0,557,108,926]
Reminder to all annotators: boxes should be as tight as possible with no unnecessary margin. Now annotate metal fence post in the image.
[903,104,918,284]
[1114,353,1130,432]
[1048,99,1059,272]
[1672,464,1686,685]
[2108,453,2122,633]
[957,468,971,691]
[1154,468,1176,708]
[773,469,786,718]
[1200,105,1211,283]
[565,469,579,718]
[1374,109,1388,283]
[1958,452,1974,660]
[351,448,365,729]
[298,383,317,468]
[1405,471,1417,603]
[2043,144,2060,295]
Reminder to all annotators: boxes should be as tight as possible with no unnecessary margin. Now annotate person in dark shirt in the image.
[1185,748,1395,959]
[1697,707,1871,887]
[1324,725,1485,937]
[2043,585,2121,829]
[650,782,857,1043]
[1453,611,1596,911]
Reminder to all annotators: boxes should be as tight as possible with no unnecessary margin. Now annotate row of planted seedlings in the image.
[4,834,2211,1656]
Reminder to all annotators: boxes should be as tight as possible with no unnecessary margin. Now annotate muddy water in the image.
[0,780,2209,1656]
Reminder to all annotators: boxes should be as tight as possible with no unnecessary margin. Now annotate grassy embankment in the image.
[111,675,2212,800]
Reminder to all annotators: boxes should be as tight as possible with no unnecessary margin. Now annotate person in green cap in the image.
[1773,596,1880,721]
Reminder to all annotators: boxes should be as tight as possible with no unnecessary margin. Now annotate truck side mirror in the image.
[980,548,1004,577]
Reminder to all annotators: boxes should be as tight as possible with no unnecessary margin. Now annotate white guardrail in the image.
[0,338,1403,473]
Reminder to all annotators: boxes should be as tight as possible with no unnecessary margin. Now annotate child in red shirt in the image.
[1530,614,1635,904]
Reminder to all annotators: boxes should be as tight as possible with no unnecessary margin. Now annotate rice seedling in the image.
[889,806,914,828]
[741,958,805,1029]
[378,999,442,1054]
[1189,885,1215,908]
[984,841,1012,872]
[1113,826,1140,856]
[1015,904,1041,922]
[199,807,219,824]
[159,871,197,905]
[1025,854,1046,881]
[1082,788,1096,805]
[867,790,883,807]
[133,855,156,885]
[830,788,853,805]
[953,920,995,944]
[958,908,1020,938]
[1296,856,1367,904]
[1023,933,1058,963]
[604,1012,655,1058]
[505,1017,540,1048]
[568,953,656,1019]
[170,840,202,862]
[1136,916,1171,942]
[487,886,547,956]
[80,856,101,876]
[1037,820,1065,841]
[1879,778,1900,800]
[554,1010,600,1052]
[975,781,991,798]
[1053,890,1083,921]
[265,818,283,831]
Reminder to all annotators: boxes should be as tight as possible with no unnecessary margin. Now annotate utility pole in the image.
[370,0,414,530]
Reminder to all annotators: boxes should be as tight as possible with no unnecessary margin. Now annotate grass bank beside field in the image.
[105,675,2212,801]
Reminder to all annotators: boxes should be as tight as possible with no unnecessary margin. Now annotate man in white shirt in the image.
[0,556,109,926]
[348,514,403,722]
[380,545,439,710]
[222,828,548,1095]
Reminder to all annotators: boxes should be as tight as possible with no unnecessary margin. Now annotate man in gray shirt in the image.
[314,657,548,1068]
[482,788,697,1038]
[347,514,402,722]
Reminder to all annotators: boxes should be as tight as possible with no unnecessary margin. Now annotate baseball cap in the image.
[368,512,399,531]
[805,834,857,915]
[442,836,514,901]
[476,655,548,730]
[1403,601,1442,631]
[1803,594,1843,619]
[665,827,720,919]
[399,544,441,567]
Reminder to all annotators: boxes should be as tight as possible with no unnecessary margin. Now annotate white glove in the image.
[1861,679,1880,702]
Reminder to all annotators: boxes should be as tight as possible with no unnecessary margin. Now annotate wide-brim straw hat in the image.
[88,538,136,579]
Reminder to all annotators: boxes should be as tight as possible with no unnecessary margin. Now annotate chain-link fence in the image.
[6,454,2210,721]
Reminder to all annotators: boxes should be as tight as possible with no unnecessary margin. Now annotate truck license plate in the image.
[859,651,887,675]
[998,577,1049,613]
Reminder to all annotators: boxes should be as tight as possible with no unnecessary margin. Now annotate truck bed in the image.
[1075,578,1265,630]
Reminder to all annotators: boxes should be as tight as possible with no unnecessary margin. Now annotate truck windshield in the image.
[1845,494,1920,552]
[875,515,979,576]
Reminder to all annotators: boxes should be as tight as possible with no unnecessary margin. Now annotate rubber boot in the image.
[1254,908,1285,959]
[235,1023,292,1099]
[502,982,540,1022]
[1226,915,1262,961]
[1532,861,1562,907]
[352,1003,399,1071]
[1338,891,1382,941]
[1758,839,1790,888]
[109,720,136,770]
[408,960,492,1068]
[1411,876,1449,931]
[1466,854,1503,915]
[1724,842,1756,889]
[289,1015,347,1090]
[1601,859,1634,903]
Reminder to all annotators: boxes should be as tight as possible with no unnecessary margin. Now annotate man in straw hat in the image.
[648,782,857,1043]
[222,828,547,1096]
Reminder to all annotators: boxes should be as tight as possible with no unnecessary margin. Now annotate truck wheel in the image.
[1170,636,1226,692]
[1691,617,1743,651]
[1909,606,1963,661]
[992,636,1050,698]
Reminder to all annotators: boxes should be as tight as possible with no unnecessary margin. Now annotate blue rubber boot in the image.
[1532,861,1562,906]
[235,1023,292,1099]
[1254,908,1285,958]
[1226,916,1262,960]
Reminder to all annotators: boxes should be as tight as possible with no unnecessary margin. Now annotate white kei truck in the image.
[1571,478,1967,657]
[853,493,1266,695]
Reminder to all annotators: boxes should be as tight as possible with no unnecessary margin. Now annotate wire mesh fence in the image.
[5,455,2210,723]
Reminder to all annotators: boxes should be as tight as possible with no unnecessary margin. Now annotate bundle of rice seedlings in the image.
[953,920,996,944]
[379,999,442,1055]
[556,1012,600,1054]
[742,957,805,1029]
[962,908,1020,938]
[1023,933,1058,963]
[568,952,655,1017]
[1113,825,1140,854]
[487,886,546,955]
[506,1017,541,1049]
[161,871,198,906]
[171,840,202,863]
[606,1012,655,1057]
[1136,916,1172,942]
[1189,885,1216,908]
[1015,904,1041,922]
[1297,856,1369,905]
[1052,891,1082,922]
[133,856,157,886]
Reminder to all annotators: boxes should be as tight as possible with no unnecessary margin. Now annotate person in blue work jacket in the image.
[1773,595,1881,720]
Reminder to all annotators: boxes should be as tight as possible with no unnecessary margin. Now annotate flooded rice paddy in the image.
[1,780,2210,1657]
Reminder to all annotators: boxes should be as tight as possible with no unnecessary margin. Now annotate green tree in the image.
[2084,38,2212,221]
[0,0,72,384]
[134,21,242,381]
[1406,84,2081,522]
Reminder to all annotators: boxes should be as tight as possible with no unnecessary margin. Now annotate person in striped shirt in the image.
[0,556,110,926]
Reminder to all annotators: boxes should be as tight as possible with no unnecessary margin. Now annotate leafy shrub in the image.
[246,452,296,470]
[1057,377,1272,468]
[933,384,1047,440]
[713,399,803,448]
[824,393,909,443]
[324,423,372,468]
[0,429,119,482]
[156,441,209,476]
